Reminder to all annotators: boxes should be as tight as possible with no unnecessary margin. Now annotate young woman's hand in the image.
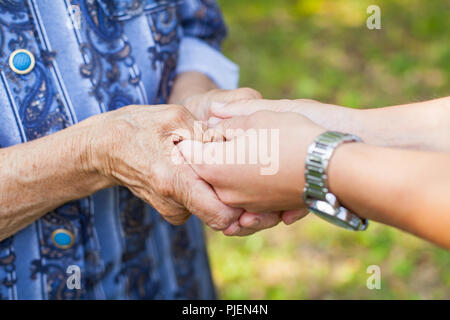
[178,110,326,235]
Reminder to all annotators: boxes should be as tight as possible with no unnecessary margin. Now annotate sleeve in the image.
[176,0,239,90]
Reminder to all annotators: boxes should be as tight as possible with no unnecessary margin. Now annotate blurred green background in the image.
[206,0,450,299]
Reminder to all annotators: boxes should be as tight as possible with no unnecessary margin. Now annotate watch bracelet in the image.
[303,131,362,204]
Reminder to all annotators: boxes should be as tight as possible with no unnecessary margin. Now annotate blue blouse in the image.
[0,0,238,300]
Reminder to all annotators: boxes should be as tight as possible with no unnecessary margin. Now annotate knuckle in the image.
[206,215,230,231]
[201,204,237,231]
[156,203,190,225]
[165,212,189,226]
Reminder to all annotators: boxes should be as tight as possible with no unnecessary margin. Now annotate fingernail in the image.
[225,226,241,236]
[224,221,241,236]
[250,217,260,228]
[232,225,241,235]
[285,215,300,225]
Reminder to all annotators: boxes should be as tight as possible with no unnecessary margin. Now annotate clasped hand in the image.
[88,88,322,236]
[178,98,325,236]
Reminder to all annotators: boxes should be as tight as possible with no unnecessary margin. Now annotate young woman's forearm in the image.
[356,97,450,151]
[0,119,110,240]
[328,143,450,248]
[293,97,450,151]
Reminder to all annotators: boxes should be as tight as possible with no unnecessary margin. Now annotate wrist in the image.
[291,99,366,134]
[290,117,326,207]
[327,142,366,215]
[302,131,368,230]
[75,115,116,189]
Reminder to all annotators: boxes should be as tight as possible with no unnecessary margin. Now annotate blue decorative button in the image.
[51,229,75,249]
[9,49,35,75]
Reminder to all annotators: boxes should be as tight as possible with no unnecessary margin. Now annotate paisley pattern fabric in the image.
[0,0,234,299]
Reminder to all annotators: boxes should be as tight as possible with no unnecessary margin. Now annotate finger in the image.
[222,212,282,236]
[172,148,243,230]
[211,116,252,140]
[192,119,208,142]
[222,221,270,237]
[240,211,281,229]
[223,212,281,236]
[281,209,309,225]
[211,99,277,119]
[207,116,222,127]
[136,187,192,225]
[202,88,262,121]
[222,221,242,236]
[224,226,257,237]
[177,140,206,166]
[157,197,192,225]
[159,205,192,225]
[182,174,243,230]
[210,88,262,104]
[202,127,226,143]
[164,105,206,142]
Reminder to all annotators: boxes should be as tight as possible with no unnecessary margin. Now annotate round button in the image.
[51,229,75,249]
[9,49,35,75]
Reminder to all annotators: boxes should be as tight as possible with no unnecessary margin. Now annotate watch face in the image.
[309,208,357,231]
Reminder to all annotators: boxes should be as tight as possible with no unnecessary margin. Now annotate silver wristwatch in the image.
[303,131,368,231]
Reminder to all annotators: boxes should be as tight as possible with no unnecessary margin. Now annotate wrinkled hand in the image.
[178,110,326,235]
[89,104,242,230]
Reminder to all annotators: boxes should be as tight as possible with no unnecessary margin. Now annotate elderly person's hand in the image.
[86,104,242,230]
[178,110,326,236]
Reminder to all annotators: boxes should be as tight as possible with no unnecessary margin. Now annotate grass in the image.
[206,0,450,299]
